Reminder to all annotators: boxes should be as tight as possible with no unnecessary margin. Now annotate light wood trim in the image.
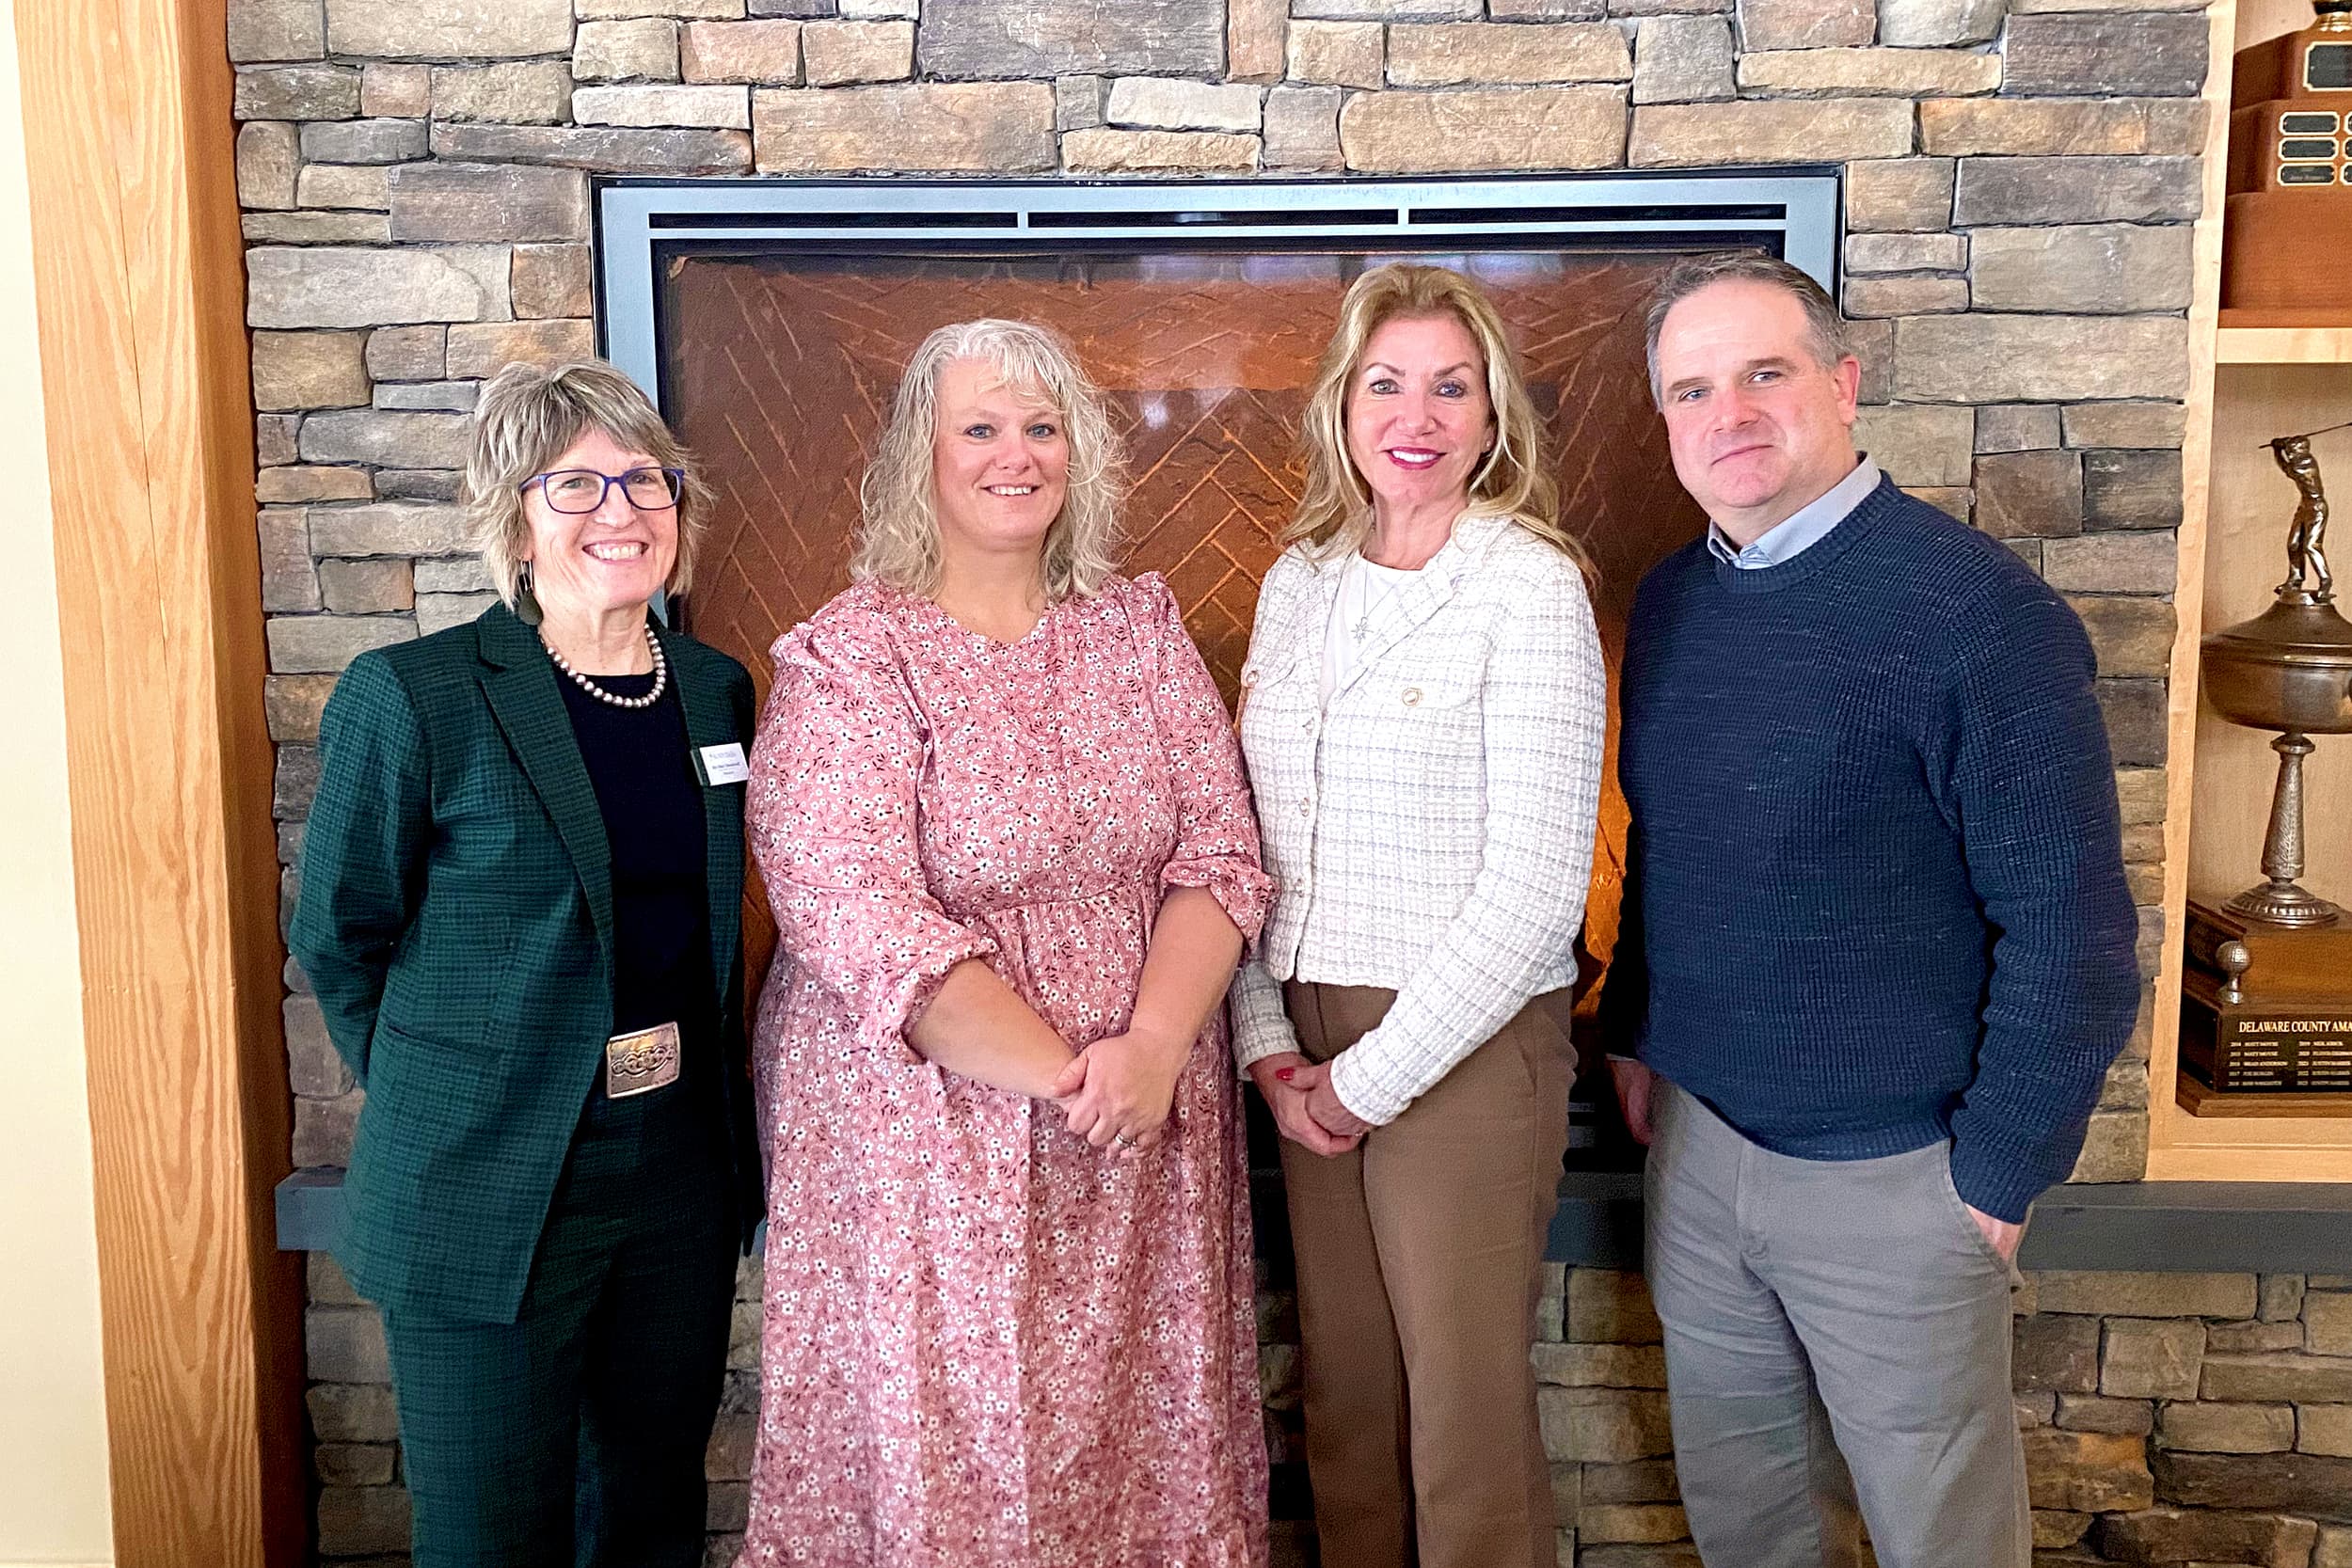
[2238,0,2321,55]
[2150,1132,2352,1178]
[2217,325,2352,362]
[2148,0,2238,1183]
[2148,0,2352,1182]
[13,0,306,1562]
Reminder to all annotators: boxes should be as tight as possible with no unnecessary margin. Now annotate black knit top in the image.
[554,672,718,1085]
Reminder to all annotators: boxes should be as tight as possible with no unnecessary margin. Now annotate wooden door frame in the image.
[14,0,305,1562]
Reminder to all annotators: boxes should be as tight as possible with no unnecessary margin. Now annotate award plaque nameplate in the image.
[2182,900,2352,1094]
[2223,0,2352,310]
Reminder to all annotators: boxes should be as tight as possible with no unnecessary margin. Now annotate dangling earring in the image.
[516,559,543,626]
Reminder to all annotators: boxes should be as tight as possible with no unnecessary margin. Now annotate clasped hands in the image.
[1051,1026,1191,1162]
[1248,1052,1371,1158]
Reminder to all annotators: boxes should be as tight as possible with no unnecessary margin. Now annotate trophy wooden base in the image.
[2221,192,2352,311]
[2181,898,2352,1103]
[2177,1073,2352,1117]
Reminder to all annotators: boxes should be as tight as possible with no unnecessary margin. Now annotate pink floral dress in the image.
[739,573,1273,1568]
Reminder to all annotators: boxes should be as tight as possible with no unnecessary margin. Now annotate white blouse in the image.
[1231,513,1608,1127]
[1321,551,1423,702]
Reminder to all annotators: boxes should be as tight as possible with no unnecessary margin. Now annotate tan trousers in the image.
[1279,982,1571,1568]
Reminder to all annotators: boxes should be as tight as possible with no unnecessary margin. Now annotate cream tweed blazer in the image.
[1230,512,1606,1126]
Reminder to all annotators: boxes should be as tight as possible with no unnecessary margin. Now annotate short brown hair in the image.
[463,359,712,609]
[1289,263,1592,577]
[1644,252,1851,405]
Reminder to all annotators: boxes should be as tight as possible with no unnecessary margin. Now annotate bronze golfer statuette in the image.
[2201,424,2352,928]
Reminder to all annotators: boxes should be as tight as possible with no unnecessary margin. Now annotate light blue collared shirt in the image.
[1705,456,1882,570]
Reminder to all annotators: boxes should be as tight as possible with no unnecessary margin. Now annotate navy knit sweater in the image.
[1605,477,2140,1222]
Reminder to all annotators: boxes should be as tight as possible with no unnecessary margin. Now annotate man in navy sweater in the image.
[1601,252,2140,1568]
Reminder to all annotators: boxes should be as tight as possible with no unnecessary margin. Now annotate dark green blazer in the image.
[290,601,760,1323]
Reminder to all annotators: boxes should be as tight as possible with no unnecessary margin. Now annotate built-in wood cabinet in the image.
[2153,0,2352,1179]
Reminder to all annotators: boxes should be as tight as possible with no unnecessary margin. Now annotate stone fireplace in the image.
[234,1,2333,1564]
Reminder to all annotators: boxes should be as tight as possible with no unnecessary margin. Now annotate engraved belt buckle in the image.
[605,1021,680,1100]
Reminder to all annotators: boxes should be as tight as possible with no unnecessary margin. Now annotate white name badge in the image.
[697,741,750,785]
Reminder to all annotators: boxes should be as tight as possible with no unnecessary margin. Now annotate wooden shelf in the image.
[2217,318,2352,364]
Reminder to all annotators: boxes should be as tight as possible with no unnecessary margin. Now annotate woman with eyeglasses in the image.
[291,358,761,1568]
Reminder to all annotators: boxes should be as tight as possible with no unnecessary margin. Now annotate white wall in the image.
[0,0,114,1558]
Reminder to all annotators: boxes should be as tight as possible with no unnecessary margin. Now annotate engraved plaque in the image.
[2308,39,2352,88]
[2185,1010,2352,1090]
[2181,899,2352,1095]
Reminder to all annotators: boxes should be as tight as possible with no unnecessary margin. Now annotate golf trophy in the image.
[2181,426,2352,1098]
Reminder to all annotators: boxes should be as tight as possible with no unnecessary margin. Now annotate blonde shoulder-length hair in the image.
[852,318,1126,604]
[1289,264,1592,578]
[464,358,713,610]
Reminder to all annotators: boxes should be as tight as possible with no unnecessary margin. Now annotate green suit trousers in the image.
[379,1078,738,1568]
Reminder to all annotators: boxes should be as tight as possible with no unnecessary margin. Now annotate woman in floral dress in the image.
[739,319,1273,1568]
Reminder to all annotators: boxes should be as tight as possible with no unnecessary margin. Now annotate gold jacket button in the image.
[1402,687,1422,706]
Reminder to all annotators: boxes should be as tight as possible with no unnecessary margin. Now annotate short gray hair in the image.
[463,359,712,610]
[851,319,1125,604]
[1644,252,1851,405]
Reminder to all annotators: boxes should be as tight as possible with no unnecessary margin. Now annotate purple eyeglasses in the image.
[523,467,685,515]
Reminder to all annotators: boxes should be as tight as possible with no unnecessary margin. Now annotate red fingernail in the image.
[1275,1068,1295,1082]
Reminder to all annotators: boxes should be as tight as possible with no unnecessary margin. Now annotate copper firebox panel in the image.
[664,250,1710,1014]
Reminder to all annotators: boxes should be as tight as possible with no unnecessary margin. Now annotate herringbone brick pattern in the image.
[665,250,1709,1007]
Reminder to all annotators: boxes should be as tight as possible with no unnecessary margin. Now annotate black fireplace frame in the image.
[593,168,1845,407]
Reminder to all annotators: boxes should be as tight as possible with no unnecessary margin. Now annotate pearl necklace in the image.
[544,626,668,709]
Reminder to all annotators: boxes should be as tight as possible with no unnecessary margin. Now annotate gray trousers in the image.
[1645,1081,2029,1568]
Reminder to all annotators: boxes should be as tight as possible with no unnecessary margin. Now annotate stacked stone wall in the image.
[304,1252,2352,1566]
[1469,1267,2352,1568]
[234,0,2216,1560]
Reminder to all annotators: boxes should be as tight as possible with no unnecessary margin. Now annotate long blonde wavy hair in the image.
[851,318,1126,603]
[1288,264,1592,578]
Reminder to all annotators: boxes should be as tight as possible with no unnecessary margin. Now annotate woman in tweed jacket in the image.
[1232,264,1606,1568]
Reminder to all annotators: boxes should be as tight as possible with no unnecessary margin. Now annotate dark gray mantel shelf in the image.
[1542,1171,2352,1273]
[278,1167,2352,1274]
